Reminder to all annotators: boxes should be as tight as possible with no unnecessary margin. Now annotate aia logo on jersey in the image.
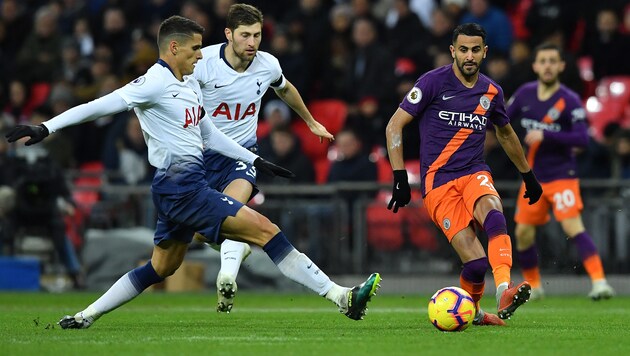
[212,103,257,120]
[183,105,204,128]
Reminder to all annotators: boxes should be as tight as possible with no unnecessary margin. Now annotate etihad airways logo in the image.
[438,111,487,130]
[521,118,561,132]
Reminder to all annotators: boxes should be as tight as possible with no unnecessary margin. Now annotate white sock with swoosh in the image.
[275,249,335,296]
[219,239,249,280]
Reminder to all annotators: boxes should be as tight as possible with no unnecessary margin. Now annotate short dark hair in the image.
[226,4,263,31]
[157,15,204,51]
[533,42,563,61]
[452,23,487,45]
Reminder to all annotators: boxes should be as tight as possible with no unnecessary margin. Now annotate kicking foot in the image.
[58,312,97,329]
[216,244,252,313]
[589,280,614,301]
[497,281,531,320]
[343,273,381,320]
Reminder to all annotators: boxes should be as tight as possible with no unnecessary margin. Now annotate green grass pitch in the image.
[0,292,627,355]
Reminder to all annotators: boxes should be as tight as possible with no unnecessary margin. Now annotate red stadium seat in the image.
[307,99,348,135]
[314,158,331,185]
[256,120,271,139]
[585,76,630,141]
[292,100,348,163]
[72,161,104,213]
[366,202,404,251]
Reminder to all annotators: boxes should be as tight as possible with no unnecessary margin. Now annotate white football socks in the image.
[219,239,249,279]
[275,249,341,298]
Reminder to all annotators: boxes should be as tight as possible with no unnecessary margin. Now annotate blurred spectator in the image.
[524,0,580,50]
[612,129,630,180]
[425,7,456,68]
[268,26,309,99]
[384,0,429,62]
[344,96,388,151]
[103,114,153,185]
[284,0,331,94]
[506,40,536,96]
[15,5,63,84]
[0,134,84,289]
[207,0,236,46]
[328,129,377,183]
[342,17,396,109]
[54,0,87,35]
[317,4,354,99]
[443,0,467,21]
[123,32,159,83]
[30,105,76,169]
[460,0,513,55]
[2,80,35,125]
[621,4,630,35]
[485,52,516,97]
[258,124,315,184]
[73,44,114,101]
[60,38,90,84]
[0,0,32,56]
[97,7,131,75]
[72,17,94,58]
[581,8,630,80]
[258,100,293,157]
[180,1,212,46]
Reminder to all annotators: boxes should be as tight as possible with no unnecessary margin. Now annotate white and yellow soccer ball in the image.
[428,286,476,331]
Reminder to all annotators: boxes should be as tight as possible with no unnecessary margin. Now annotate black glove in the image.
[521,170,542,205]
[387,170,411,213]
[254,157,295,178]
[5,124,49,146]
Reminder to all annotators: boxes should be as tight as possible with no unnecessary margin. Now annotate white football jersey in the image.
[193,43,286,147]
[116,61,206,193]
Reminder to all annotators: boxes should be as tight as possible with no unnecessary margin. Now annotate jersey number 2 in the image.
[477,174,496,191]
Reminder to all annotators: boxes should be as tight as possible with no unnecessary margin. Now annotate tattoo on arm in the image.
[390,133,402,149]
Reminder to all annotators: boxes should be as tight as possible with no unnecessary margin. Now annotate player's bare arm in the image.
[494,123,531,173]
[385,108,414,171]
[385,107,414,213]
[273,80,334,143]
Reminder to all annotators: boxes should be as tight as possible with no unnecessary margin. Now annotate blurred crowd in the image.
[1,0,630,186]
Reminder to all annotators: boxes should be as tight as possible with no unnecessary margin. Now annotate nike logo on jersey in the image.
[172,93,179,97]
[396,182,400,189]
[214,84,229,88]
[442,95,456,100]
[307,263,313,269]
[221,197,234,205]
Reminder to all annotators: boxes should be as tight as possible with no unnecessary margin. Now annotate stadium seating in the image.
[585,75,630,141]
[292,99,348,163]
[72,161,105,214]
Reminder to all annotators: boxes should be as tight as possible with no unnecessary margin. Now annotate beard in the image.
[456,58,480,77]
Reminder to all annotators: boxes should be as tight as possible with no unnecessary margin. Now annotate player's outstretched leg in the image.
[261,231,380,320]
[496,281,531,320]
[343,272,382,320]
[58,260,165,329]
[216,240,252,313]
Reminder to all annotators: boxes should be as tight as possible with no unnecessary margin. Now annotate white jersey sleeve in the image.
[116,74,165,108]
[199,117,258,164]
[43,92,128,133]
[267,55,286,90]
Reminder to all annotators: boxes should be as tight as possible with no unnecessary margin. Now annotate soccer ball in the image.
[428,287,476,331]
